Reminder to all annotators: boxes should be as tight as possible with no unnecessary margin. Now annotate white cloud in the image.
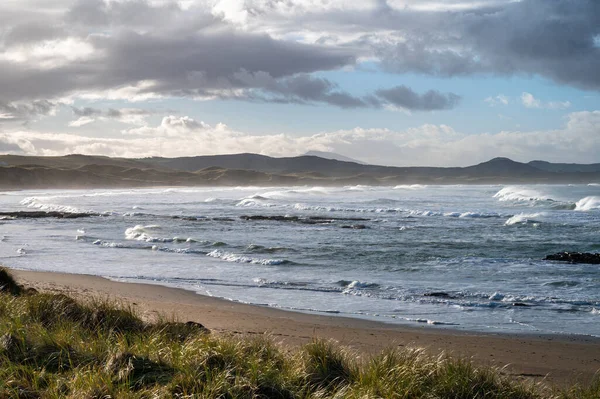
[484,94,509,106]
[3,110,600,166]
[68,116,95,127]
[521,92,571,110]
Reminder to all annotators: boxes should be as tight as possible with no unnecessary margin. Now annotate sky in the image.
[0,0,599,166]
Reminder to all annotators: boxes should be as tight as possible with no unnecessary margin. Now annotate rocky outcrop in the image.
[544,252,600,264]
[0,211,97,219]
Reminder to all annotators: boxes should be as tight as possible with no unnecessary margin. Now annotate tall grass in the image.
[0,267,598,398]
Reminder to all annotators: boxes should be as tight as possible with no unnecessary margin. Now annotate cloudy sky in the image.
[0,0,599,166]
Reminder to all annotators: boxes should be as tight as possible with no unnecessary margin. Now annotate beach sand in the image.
[11,268,600,386]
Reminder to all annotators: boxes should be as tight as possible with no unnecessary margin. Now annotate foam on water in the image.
[125,225,162,241]
[207,249,289,265]
[504,212,544,226]
[2,184,600,336]
[494,186,555,203]
[393,184,427,190]
[20,197,87,214]
[574,196,600,211]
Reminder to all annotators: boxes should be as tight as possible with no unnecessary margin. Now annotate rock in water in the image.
[545,252,600,264]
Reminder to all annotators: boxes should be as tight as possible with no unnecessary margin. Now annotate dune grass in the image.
[0,268,598,398]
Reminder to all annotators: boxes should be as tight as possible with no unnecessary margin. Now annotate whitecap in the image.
[206,249,288,265]
[489,292,504,301]
[504,213,543,226]
[493,186,554,203]
[19,197,87,214]
[124,224,162,241]
[574,196,600,211]
[393,184,427,190]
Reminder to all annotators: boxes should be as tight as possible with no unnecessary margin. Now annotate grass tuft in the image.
[0,268,597,398]
[105,351,174,389]
[302,339,357,391]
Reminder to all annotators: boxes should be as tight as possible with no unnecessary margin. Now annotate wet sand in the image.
[11,268,600,386]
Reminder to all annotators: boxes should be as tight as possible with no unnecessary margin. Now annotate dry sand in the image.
[11,268,600,386]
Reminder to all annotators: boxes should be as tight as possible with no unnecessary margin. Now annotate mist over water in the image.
[1,184,599,336]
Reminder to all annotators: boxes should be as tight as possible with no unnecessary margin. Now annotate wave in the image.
[493,186,555,203]
[93,240,125,248]
[246,244,295,253]
[206,249,291,266]
[574,196,600,211]
[404,318,458,326]
[20,197,88,214]
[235,197,277,207]
[92,239,207,255]
[124,224,162,241]
[393,184,427,190]
[123,224,204,244]
[443,211,503,218]
[504,212,543,226]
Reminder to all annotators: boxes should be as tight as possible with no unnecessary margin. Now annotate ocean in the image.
[1,184,599,336]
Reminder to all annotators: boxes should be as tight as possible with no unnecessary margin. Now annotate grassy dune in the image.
[0,269,598,398]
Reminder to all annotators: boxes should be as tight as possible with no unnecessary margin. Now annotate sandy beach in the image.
[9,268,600,387]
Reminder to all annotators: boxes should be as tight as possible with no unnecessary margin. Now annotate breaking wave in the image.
[494,186,555,203]
[207,250,291,266]
[574,196,600,211]
[20,197,88,214]
[504,213,544,226]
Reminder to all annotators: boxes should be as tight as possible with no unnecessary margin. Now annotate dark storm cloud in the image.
[2,0,594,113]
[374,0,600,90]
[0,0,356,106]
[224,72,458,110]
[0,100,57,122]
[251,0,600,91]
[230,72,370,108]
[71,106,154,118]
[376,86,461,111]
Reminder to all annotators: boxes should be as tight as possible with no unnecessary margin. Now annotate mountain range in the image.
[0,153,599,189]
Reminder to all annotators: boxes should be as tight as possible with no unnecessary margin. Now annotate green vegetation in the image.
[0,268,598,398]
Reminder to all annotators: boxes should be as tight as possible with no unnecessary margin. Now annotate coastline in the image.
[10,268,600,386]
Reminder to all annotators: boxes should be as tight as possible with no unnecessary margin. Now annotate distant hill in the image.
[528,160,600,173]
[303,151,365,164]
[0,153,599,189]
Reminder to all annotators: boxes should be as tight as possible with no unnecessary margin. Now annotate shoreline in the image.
[10,268,600,386]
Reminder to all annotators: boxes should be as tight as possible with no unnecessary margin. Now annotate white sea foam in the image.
[235,197,276,207]
[20,197,86,214]
[489,292,505,301]
[574,196,600,211]
[444,211,502,218]
[494,186,554,203]
[408,209,441,217]
[206,250,287,265]
[504,213,543,226]
[393,184,427,190]
[405,317,457,326]
[93,240,123,248]
[124,225,162,241]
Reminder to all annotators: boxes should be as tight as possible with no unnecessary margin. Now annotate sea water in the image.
[1,184,599,336]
